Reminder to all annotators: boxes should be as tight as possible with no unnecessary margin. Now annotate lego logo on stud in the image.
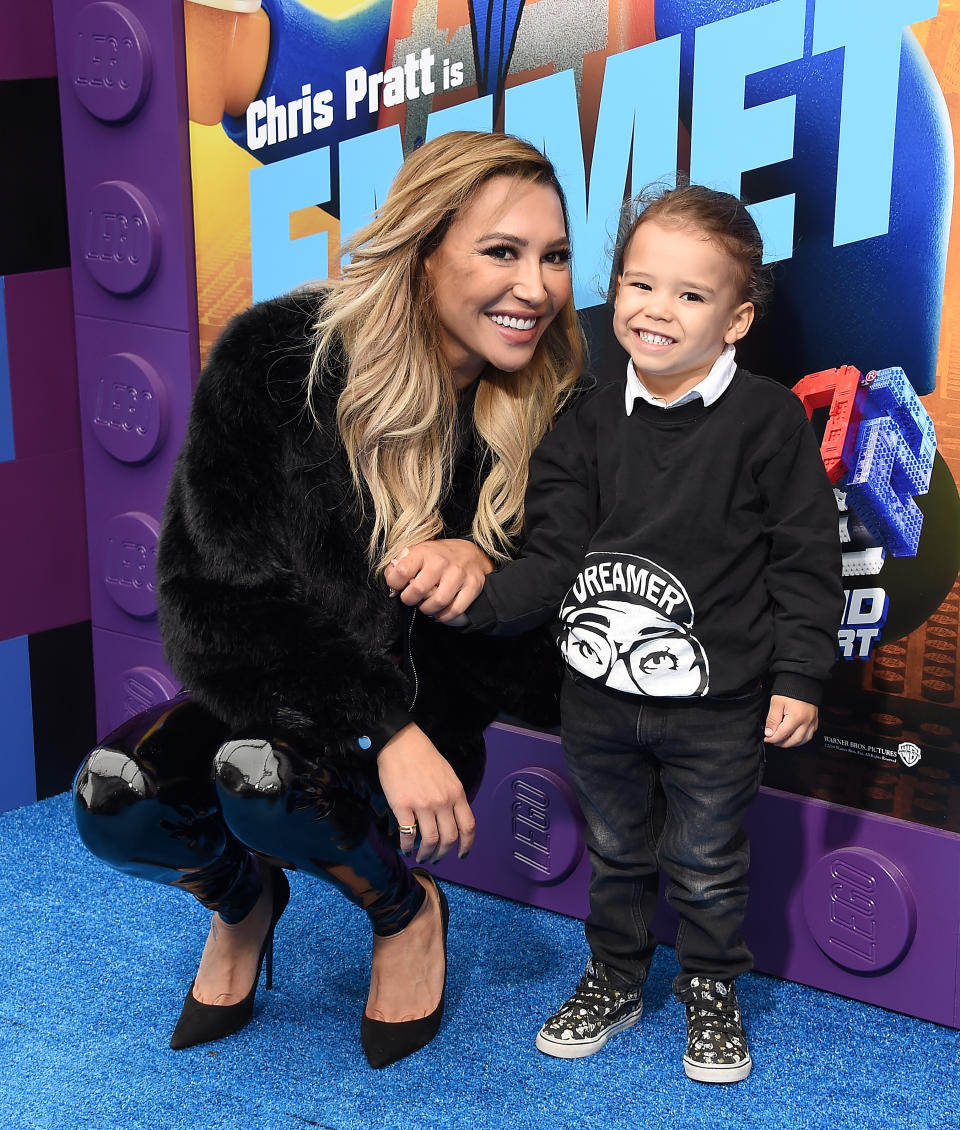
[802,847,917,974]
[897,741,921,768]
[491,767,585,885]
[82,181,161,296]
[72,3,153,122]
[120,666,177,719]
[88,352,168,463]
[102,512,160,619]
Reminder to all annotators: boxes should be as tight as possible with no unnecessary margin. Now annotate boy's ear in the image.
[614,274,623,297]
[724,301,755,344]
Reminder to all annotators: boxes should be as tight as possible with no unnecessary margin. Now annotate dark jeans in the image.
[559,673,767,1000]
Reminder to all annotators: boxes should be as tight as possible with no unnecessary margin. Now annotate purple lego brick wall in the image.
[1,3,56,81]
[0,0,95,813]
[51,0,198,739]
[430,722,960,1029]
[0,270,88,641]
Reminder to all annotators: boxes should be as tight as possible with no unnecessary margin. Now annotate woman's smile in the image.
[425,175,572,387]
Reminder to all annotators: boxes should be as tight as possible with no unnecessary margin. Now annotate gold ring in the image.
[397,823,417,836]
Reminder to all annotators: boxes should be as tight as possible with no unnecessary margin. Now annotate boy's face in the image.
[613,220,755,397]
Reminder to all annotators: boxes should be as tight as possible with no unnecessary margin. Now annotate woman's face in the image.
[424,175,572,388]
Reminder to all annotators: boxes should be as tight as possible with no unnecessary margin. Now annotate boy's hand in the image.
[383,539,493,621]
[764,695,818,747]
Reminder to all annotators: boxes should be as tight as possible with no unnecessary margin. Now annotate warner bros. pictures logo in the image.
[557,552,709,697]
[897,742,922,768]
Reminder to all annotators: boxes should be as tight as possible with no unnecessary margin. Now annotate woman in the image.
[73,131,585,1068]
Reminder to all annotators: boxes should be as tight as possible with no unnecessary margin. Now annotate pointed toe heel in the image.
[169,866,290,1050]
[361,870,449,1069]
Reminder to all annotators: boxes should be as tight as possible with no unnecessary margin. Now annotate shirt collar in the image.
[625,344,738,414]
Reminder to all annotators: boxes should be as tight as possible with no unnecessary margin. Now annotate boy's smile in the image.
[613,220,754,402]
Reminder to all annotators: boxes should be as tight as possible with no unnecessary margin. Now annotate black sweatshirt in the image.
[466,368,844,706]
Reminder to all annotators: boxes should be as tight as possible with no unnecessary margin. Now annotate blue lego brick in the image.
[846,416,925,557]
[842,366,937,559]
[862,367,936,490]
[0,634,36,813]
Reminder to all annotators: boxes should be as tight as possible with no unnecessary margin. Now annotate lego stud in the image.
[802,846,917,974]
[71,3,153,123]
[118,665,178,719]
[491,767,585,885]
[82,181,161,296]
[88,352,169,463]
[102,511,160,619]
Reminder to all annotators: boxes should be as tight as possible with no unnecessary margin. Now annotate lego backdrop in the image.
[185,0,960,833]
[0,0,95,815]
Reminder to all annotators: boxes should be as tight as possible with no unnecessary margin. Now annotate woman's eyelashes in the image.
[478,243,571,265]
[481,243,516,261]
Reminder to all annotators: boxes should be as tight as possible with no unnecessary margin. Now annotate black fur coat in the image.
[156,291,562,763]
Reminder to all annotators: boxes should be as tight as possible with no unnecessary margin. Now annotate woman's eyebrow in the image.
[478,232,569,247]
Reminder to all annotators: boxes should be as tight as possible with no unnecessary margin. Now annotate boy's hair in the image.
[612,183,774,319]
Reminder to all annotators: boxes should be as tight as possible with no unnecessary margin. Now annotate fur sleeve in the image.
[156,297,412,751]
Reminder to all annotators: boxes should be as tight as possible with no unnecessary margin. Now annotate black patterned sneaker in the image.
[535,959,643,1059]
[682,977,752,1083]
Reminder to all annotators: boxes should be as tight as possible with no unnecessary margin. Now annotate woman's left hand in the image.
[383,539,494,622]
[377,723,476,862]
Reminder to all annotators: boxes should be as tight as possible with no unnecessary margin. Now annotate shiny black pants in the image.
[73,695,484,935]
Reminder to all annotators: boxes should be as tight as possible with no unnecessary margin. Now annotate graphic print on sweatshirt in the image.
[557,552,709,697]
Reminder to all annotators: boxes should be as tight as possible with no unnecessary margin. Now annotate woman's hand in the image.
[377,723,476,862]
[383,539,494,622]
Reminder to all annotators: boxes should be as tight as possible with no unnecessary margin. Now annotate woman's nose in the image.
[512,258,549,304]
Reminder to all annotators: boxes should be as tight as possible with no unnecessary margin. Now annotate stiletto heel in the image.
[169,866,290,1050]
[360,868,449,1069]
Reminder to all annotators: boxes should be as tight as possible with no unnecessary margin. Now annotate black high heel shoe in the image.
[169,866,291,1050]
[361,869,449,1069]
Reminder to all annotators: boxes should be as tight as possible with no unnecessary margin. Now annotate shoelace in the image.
[686,993,742,1043]
[558,977,616,1019]
[554,966,639,1025]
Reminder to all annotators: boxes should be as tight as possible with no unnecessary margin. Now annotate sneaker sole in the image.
[535,1003,643,1060]
[683,1053,752,1084]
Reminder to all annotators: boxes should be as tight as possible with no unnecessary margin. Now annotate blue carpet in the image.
[0,794,957,1130]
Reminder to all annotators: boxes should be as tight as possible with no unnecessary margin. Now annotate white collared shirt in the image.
[625,344,737,414]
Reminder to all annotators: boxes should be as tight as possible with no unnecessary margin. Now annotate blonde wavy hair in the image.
[309,131,585,573]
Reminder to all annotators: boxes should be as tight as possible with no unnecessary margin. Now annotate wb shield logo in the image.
[897,742,922,768]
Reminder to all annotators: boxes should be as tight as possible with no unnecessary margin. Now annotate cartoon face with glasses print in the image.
[557,554,709,697]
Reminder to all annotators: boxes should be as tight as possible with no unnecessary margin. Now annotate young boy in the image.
[392,185,843,1082]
